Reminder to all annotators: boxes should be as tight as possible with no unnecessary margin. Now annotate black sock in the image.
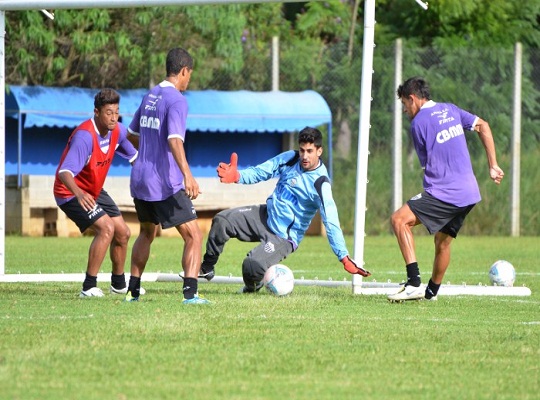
[406,262,421,287]
[111,273,126,290]
[425,279,440,299]
[82,273,97,291]
[183,278,198,299]
[128,275,141,298]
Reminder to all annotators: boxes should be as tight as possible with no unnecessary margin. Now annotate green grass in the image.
[1,235,539,400]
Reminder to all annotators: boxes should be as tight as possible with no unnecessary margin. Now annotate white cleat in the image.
[109,286,146,295]
[79,287,104,298]
[387,284,425,303]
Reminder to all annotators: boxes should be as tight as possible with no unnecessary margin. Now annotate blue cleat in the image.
[124,291,139,302]
[182,295,211,305]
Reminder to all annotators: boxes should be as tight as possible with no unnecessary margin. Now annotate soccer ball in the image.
[263,264,294,296]
[488,260,516,287]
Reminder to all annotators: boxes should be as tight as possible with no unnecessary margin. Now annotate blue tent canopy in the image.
[6,85,332,133]
[5,85,333,181]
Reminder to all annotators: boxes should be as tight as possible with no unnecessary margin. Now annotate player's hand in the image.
[342,256,371,277]
[490,165,504,185]
[217,153,240,183]
[76,191,97,212]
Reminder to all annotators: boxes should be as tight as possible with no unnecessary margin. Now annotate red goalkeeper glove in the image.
[217,153,240,183]
[341,256,371,277]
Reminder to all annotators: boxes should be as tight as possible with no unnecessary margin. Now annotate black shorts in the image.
[134,190,197,229]
[407,191,475,238]
[59,189,121,233]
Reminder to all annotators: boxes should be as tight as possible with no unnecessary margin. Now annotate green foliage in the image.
[1,235,538,399]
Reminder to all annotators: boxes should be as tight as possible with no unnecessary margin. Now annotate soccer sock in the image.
[183,278,198,299]
[128,275,141,298]
[82,273,97,291]
[425,279,441,299]
[406,262,421,287]
[111,273,126,290]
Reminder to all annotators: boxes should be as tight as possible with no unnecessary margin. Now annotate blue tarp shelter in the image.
[5,85,333,183]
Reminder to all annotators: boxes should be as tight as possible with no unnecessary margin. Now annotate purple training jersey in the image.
[410,101,481,207]
[129,81,188,201]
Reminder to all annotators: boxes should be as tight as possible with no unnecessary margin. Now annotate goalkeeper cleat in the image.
[179,268,215,281]
[123,291,139,302]
[79,287,104,298]
[182,295,211,305]
[110,285,146,296]
[387,283,425,303]
[237,282,264,294]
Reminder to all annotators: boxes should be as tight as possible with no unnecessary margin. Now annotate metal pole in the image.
[271,36,279,91]
[392,38,403,212]
[352,0,375,294]
[0,12,5,274]
[510,42,522,237]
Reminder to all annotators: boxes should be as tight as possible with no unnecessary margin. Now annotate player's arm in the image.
[217,151,296,184]
[317,178,371,277]
[127,130,139,150]
[57,131,96,211]
[116,124,138,163]
[168,137,201,199]
[58,171,96,212]
[473,118,504,185]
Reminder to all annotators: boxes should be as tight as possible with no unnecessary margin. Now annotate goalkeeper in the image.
[197,126,370,293]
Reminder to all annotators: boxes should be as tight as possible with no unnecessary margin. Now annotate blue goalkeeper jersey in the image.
[238,150,348,260]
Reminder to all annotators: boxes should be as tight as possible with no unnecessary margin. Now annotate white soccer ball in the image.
[263,264,294,296]
[488,260,516,287]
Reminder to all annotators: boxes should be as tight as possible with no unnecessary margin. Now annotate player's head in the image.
[166,48,193,91]
[94,88,120,110]
[298,126,323,148]
[94,88,120,133]
[397,77,431,120]
[397,77,431,100]
[298,127,323,171]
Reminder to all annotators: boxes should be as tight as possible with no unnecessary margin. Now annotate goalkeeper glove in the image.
[341,256,371,277]
[217,152,240,183]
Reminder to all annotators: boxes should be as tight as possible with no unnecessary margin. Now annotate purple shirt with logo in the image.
[129,81,188,201]
[410,101,481,207]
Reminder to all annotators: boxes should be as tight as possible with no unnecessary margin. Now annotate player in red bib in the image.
[53,88,138,298]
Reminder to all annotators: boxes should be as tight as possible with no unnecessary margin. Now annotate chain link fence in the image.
[204,40,539,236]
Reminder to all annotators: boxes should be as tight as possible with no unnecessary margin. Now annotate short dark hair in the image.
[298,126,323,148]
[166,47,194,76]
[94,88,120,109]
[397,77,431,100]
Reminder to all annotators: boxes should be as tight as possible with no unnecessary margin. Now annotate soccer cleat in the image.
[123,291,139,302]
[237,282,264,294]
[182,295,211,305]
[79,287,104,298]
[110,286,146,295]
[178,268,215,281]
[387,283,425,303]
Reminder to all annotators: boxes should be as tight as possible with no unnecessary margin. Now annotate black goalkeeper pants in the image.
[204,204,294,290]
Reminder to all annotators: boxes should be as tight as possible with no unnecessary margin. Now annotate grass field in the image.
[1,235,538,400]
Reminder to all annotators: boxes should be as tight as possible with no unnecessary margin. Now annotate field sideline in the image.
[1,235,538,400]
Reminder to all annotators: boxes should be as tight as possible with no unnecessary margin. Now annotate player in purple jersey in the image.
[388,77,504,303]
[126,47,210,304]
